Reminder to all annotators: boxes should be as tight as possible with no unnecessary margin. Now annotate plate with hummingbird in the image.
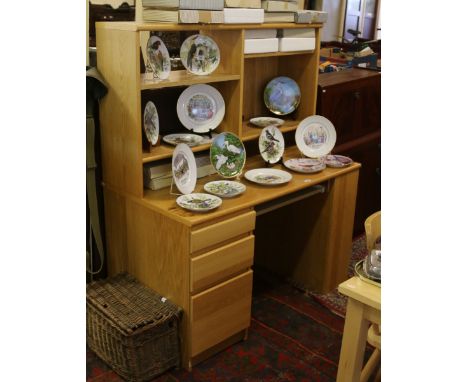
[146,36,171,80]
[259,126,284,164]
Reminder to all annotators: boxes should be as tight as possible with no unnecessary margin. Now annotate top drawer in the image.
[190,210,256,253]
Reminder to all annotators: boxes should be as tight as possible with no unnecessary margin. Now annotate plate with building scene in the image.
[180,34,220,75]
[204,180,246,198]
[163,133,204,147]
[295,115,336,158]
[210,132,246,178]
[259,126,284,164]
[146,36,171,80]
[264,76,301,116]
[172,144,197,195]
[177,84,225,133]
[283,158,326,174]
[325,154,353,168]
[249,117,285,128]
[143,101,159,145]
[244,168,292,186]
[176,193,222,212]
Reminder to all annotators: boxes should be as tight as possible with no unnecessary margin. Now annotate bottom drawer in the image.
[190,270,253,356]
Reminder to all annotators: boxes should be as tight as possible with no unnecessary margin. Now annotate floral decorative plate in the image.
[295,115,337,158]
[264,76,301,115]
[259,126,284,164]
[249,117,284,128]
[244,168,292,186]
[143,101,159,145]
[172,143,197,195]
[176,193,222,212]
[180,34,220,76]
[146,36,171,80]
[210,132,246,178]
[325,154,353,168]
[204,180,246,198]
[163,133,204,147]
[177,84,225,133]
[283,158,326,174]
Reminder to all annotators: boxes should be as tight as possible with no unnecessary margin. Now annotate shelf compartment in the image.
[241,120,299,141]
[244,50,315,59]
[142,142,212,163]
[141,71,241,90]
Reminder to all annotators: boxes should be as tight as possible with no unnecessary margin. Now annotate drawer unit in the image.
[190,210,256,253]
[190,235,254,293]
[190,270,253,356]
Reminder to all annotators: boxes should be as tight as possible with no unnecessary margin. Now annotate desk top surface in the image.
[139,146,361,227]
[338,276,381,310]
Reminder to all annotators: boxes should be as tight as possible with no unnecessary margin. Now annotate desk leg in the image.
[337,298,369,382]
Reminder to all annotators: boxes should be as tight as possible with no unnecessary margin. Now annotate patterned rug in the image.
[87,236,371,382]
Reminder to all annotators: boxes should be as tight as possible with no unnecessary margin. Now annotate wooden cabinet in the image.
[317,68,380,236]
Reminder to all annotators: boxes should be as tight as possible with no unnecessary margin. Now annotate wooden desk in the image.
[337,277,381,382]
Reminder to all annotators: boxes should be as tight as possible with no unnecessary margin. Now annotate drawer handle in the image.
[354,91,360,100]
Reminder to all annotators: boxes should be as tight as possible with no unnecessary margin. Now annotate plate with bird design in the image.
[259,125,284,164]
[210,132,246,178]
[172,143,197,195]
[143,101,159,145]
[204,180,246,198]
[180,34,220,76]
[264,76,301,116]
[244,168,292,186]
[177,84,225,133]
[146,36,171,80]
[176,193,222,212]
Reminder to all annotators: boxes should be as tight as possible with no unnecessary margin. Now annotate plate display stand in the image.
[169,177,183,196]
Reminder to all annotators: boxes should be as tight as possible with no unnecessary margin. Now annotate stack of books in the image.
[262,0,297,23]
[223,0,264,23]
[141,0,225,23]
[144,154,216,191]
[278,28,315,52]
[244,29,278,54]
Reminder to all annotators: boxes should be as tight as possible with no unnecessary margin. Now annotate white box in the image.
[278,37,315,52]
[223,8,264,23]
[280,28,315,38]
[244,38,279,54]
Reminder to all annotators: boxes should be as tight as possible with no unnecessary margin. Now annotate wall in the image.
[321,0,344,42]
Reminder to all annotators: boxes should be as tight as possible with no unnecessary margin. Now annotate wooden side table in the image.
[336,276,381,382]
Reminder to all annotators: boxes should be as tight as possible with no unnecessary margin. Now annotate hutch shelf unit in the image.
[96,21,360,370]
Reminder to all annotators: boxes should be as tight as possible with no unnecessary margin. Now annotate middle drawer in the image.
[190,235,254,293]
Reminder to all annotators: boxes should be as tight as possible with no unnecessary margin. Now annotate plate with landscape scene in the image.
[264,76,301,116]
[295,115,336,158]
[204,180,246,198]
[259,126,284,164]
[180,34,220,75]
[146,36,171,80]
[244,168,292,186]
[172,143,197,195]
[210,132,246,178]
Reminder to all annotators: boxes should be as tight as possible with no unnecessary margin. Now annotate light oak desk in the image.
[104,147,360,369]
[337,276,381,382]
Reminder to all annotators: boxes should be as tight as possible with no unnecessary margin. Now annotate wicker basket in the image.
[86,273,183,382]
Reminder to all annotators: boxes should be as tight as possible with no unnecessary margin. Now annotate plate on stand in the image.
[295,115,336,158]
[146,36,171,80]
[259,126,284,164]
[244,168,292,186]
[163,133,204,147]
[204,180,246,198]
[264,76,301,115]
[210,132,246,178]
[283,158,325,174]
[177,84,225,133]
[325,154,353,168]
[172,143,197,195]
[249,117,284,128]
[143,101,159,145]
[180,34,220,76]
[176,193,222,212]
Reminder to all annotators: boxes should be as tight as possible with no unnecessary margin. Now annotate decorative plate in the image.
[146,36,171,80]
[259,126,285,164]
[264,76,301,115]
[163,133,204,147]
[325,154,353,168]
[295,115,337,158]
[172,143,197,195]
[244,168,292,186]
[249,117,284,128]
[143,101,159,145]
[180,34,220,76]
[210,132,246,178]
[176,193,222,212]
[177,84,225,133]
[283,158,326,174]
[204,180,246,198]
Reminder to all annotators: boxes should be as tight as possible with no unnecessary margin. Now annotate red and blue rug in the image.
[87,236,370,381]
